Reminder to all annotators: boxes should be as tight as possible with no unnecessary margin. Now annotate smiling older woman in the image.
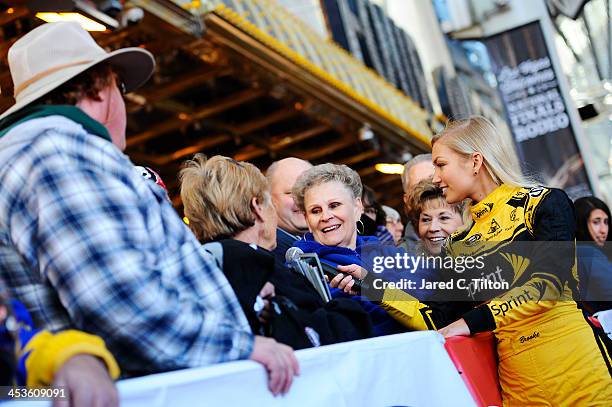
[290,164,468,335]
[292,163,364,250]
[291,164,408,336]
[406,178,465,256]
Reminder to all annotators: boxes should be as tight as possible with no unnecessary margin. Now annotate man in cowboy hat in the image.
[0,22,298,396]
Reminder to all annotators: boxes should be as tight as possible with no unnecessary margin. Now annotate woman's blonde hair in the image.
[179,154,270,242]
[292,163,362,212]
[407,178,467,230]
[432,116,536,188]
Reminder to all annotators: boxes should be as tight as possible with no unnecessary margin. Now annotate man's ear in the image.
[251,197,265,222]
[75,87,107,119]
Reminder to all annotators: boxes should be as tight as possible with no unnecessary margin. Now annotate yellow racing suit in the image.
[446,184,611,406]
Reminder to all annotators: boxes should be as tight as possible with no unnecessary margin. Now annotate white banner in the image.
[595,309,612,340]
[4,331,475,407]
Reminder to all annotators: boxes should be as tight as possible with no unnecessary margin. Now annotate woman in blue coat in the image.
[291,163,465,335]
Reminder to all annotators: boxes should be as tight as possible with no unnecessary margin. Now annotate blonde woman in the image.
[432,116,611,406]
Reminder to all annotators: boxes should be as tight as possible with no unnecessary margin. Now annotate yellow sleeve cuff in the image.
[23,330,120,387]
[381,289,431,331]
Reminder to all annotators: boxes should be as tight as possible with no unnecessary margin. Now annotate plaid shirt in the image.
[0,116,253,374]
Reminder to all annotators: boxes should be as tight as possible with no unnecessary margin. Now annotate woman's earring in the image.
[473,171,478,176]
[357,219,365,235]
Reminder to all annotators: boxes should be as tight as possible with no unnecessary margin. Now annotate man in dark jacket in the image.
[205,239,373,349]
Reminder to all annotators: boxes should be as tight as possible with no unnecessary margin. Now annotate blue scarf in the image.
[294,233,406,336]
[294,233,379,268]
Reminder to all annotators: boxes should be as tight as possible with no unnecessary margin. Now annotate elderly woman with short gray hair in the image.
[291,163,469,334]
[292,163,364,250]
[291,163,409,336]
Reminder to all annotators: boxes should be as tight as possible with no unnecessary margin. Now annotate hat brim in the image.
[0,47,155,121]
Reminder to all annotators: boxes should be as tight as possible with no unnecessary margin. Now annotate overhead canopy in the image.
[179,0,434,147]
[0,0,438,210]
[203,1,433,147]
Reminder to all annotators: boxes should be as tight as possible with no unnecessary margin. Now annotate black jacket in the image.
[209,239,373,349]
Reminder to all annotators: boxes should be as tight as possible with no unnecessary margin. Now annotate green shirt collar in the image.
[0,105,111,141]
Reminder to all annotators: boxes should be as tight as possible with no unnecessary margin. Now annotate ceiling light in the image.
[30,0,118,31]
[375,163,404,174]
[35,12,107,31]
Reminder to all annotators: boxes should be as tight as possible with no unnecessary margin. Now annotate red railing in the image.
[444,333,503,407]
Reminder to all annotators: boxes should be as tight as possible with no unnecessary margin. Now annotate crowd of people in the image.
[0,21,611,406]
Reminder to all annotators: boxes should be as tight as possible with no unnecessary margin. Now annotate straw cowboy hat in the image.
[0,21,155,120]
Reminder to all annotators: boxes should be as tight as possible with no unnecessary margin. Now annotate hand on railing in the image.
[438,318,471,338]
[250,336,300,396]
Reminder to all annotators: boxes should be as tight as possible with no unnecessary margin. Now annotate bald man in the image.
[266,157,313,263]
